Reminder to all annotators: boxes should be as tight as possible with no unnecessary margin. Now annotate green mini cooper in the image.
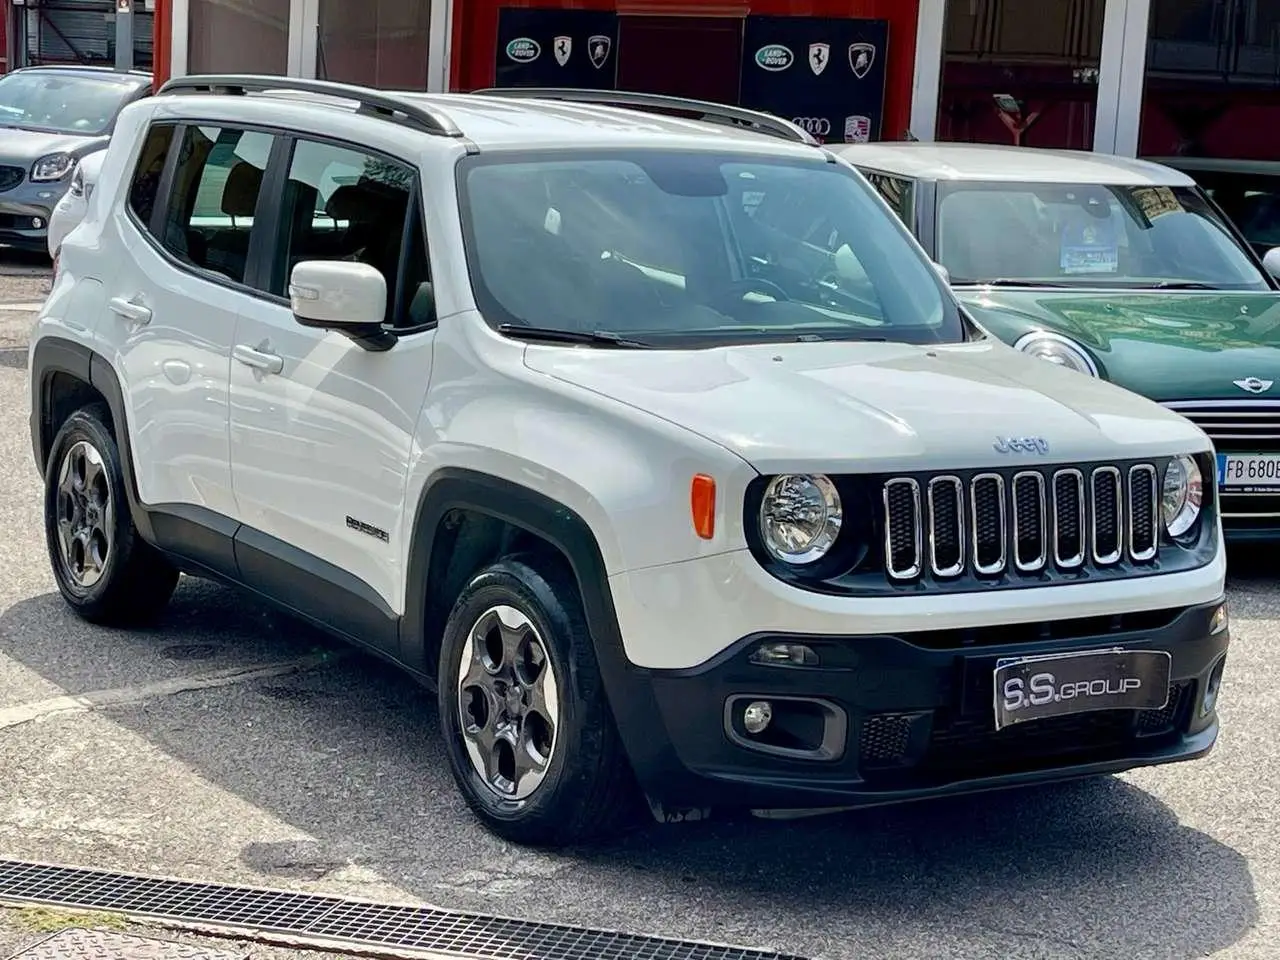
[836,141,1280,542]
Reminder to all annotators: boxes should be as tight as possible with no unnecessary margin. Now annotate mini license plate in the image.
[1217,453,1280,489]
[993,648,1171,731]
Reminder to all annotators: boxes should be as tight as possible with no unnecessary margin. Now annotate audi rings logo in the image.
[791,117,831,135]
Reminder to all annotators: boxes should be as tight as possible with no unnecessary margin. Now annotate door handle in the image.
[109,296,152,326]
[233,343,284,375]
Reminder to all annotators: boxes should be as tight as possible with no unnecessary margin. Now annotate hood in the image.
[958,289,1280,402]
[0,126,104,162]
[522,337,1207,475]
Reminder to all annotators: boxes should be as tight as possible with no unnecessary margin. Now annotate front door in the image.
[227,134,436,655]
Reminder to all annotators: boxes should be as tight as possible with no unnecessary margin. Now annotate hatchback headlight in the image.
[1013,330,1100,377]
[759,474,842,564]
[1162,455,1203,539]
[31,152,74,182]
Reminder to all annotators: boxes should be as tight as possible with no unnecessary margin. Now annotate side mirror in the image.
[1263,247,1280,281]
[289,260,396,351]
[932,260,951,284]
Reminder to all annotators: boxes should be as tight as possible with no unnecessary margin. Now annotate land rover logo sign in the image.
[506,38,541,64]
[755,44,794,71]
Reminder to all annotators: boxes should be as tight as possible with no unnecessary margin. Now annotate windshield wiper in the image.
[497,324,650,348]
[1143,280,1218,290]
[957,278,1073,288]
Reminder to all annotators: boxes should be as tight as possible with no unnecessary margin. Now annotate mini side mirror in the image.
[932,260,951,284]
[289,260,396,351]
[1263,247,1280,281]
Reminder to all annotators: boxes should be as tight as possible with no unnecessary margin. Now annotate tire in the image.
[437,554,640,847]
[43,403,179,626]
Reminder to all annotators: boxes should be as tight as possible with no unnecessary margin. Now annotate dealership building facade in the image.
[4,0,1279,161]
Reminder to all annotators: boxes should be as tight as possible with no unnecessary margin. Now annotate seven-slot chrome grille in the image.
[883,464,1161,582]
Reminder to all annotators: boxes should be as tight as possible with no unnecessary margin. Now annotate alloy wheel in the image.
[54,440,114,588]
[456,604,561,801]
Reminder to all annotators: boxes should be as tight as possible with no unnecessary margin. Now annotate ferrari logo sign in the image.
[553,36,572,66]
[808,43,829,76]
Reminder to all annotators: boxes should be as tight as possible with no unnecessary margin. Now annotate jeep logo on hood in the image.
[506,38,541,63]
[754,44,794,71]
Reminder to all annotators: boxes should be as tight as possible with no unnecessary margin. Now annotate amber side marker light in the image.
[691,473,716,539]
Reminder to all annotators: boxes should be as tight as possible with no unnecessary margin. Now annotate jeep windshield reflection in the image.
[458,150,965,348]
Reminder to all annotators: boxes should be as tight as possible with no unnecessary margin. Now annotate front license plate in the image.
[993,648,1171,731]
[1217,453,1280,489]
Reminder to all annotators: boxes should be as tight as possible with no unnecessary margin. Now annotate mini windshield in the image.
[458,151,963,347]
[935,181,1271,292]
[0,72,137,136]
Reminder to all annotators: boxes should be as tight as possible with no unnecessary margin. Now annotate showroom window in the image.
[188,0,289,75]
[318,0,433,89]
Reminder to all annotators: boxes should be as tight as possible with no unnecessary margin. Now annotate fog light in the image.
[1209,603,1228,636]
[31,217,44,229]
[750,642,819,667]
[1202,656,1227,716]
[742,700,773,735]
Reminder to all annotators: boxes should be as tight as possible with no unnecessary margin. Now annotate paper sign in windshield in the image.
[1060,216,1118,274]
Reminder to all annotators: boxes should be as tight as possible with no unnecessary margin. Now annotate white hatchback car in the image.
[29,77,1230,846]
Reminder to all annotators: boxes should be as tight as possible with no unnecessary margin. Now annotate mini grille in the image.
[859,714,914,764]
[1165,400,1280,450]
[884,463,1162,582]
[0,165,23,192]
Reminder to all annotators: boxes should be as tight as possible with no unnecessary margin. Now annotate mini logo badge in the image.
[506,37,541,64]
[808,42,830,75]
[993,436,1051,455]
[844,115,871,142]
[588,34,611,69]
[755,44,794,71]
[553,36,572,66]
[1234,377,1274,394]
[848,42,876,79]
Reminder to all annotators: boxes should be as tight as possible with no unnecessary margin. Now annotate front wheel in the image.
[437,556,639,846]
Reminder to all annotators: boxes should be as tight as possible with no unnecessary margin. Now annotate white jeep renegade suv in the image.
[28,76,1230,846]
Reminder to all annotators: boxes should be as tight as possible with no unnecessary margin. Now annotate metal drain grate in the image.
[0,859,804,960]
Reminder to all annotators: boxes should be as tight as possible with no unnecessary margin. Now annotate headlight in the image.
[31,153,74,182]
[759,474,842,564]
[68,164,85,199]
[1162,455,1203,538]
[1013,330,1100,377]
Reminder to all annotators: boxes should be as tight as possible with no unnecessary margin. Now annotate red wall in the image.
[153,0,171,89]
[450,0,920,142]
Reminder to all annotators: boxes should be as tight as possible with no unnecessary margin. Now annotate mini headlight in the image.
[759,474,842,565]
[1013,330,1100,377]
[1162,455,1203,539]
[31,152,74,182]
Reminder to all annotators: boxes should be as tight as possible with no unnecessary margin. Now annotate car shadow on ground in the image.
[0,571,1260,960]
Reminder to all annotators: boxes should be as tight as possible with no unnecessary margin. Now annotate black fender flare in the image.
[30,336,155,542]
[400,468,669,767]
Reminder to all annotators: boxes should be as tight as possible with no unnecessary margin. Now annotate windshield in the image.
[458,150,963,347]
[0,72,137,136]
[935,181,1271,291]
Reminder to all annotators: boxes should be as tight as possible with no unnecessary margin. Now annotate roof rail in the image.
[470,87,818,146]
[155,74,464,139]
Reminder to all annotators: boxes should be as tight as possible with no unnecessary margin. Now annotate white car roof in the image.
[147,82,826,159]
[829,141,1198,187]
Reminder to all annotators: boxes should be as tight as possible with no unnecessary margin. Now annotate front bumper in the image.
[0,180,68,250]
[604,599,1228,811]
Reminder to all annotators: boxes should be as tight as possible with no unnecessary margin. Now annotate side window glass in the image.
[862,171,914,225]
[127,123,176,228]
[273,139,423,327]
[159,125,274,284]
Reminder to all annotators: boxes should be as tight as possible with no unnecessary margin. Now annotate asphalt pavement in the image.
[0,253,1277,960]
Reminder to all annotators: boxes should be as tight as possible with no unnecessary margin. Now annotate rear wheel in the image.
[43,403,179,625]
[437,555,640,846]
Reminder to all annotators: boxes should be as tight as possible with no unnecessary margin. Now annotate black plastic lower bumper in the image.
[604,599,1228,811]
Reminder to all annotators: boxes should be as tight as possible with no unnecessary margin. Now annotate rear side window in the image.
[861,170,914,225]
[157,124,275,284]
[127,123,176,227]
